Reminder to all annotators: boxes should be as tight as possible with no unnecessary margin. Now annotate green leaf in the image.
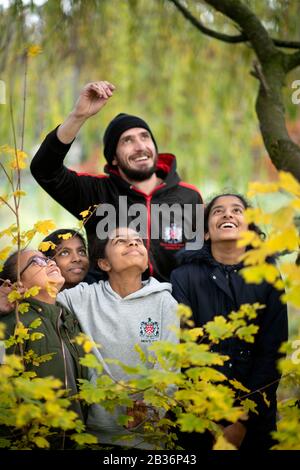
[70,433,98,446]
[178,413,209,433]
[30,332,44,341]
[0,438,11,448]
[204,316,235,342]
[79,353,103,373]
[18,302,30,314]
[33,436,50,448]
[236,324,259,343]
[29,318,42,329]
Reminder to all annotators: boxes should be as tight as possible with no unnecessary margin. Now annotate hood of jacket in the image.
[102,276,172,301]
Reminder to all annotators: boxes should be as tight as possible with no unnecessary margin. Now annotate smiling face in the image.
[53,236,89,289]
[205,195,248,243]
[20,250,65,302]
[97,227,148,276]
[113,128,157,181]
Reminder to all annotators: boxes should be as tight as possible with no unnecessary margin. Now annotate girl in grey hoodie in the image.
[57,227,179,448]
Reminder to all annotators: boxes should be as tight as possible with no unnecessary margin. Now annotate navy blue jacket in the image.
[170,244,288,447]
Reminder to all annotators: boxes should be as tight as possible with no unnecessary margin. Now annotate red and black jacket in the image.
[30,128,203,281]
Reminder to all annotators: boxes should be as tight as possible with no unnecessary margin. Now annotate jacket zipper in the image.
[65,328,80,379]
[130,184,166,277]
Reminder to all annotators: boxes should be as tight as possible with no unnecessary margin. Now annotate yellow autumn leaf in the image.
[9,150,28,170]
[0,194,8,207]
[262,392,270,407]
[58,232,73,240]
[18,302,30,314]
[22,228,36,243]
[23,286,41,298]
[46,281,58,298]
[7,289,22,303]
[241,264,279,284]
[266,227,299,252]
[34,220,56,235]
[229,379,250,393]
[278,171,300,197]
[32,437,49,449]
[241,247,272,266]
[38,241,56,252]
[244,207,272,225]
[213,434,237,450]
[274,279,285,290]
[237,230,262,249]
[27,45,42,57]
[15,403,42,427]
[14,322,30,339]
[290,198,300,210]
[282,288,300,308]
[12,190,26,198]
[0,225,17,239]
[0,246,12,260]
[30,332,44,341]
[79,209,91,219]
[247,181,279,198]
[75,333,100,352]
[0,144,14,154]
[271,206,296,230]
[280,263,300,280]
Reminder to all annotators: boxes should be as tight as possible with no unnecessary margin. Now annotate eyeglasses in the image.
[20,256,53,277]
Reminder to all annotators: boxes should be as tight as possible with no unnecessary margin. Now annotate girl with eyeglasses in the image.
[0,248,89,444]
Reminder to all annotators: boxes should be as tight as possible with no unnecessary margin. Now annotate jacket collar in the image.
[103,153,180,189]
[176,243,244,270]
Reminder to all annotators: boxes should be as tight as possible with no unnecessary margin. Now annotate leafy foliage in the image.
[237,172,300,450]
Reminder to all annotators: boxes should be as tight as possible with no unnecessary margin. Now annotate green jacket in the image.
[3,298,89,395]
[2,298,91,448]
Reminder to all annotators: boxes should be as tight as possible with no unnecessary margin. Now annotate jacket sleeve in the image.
[170,268,192,308]
[243,283,288,426]
[30,127,107,220]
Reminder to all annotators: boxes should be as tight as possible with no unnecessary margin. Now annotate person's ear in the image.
[97,258,111,272]
[112,158,117,166]
[204,232,210,241]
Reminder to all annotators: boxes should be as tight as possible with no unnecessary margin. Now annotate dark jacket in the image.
[30,128,203,281]
[170,244,288,449]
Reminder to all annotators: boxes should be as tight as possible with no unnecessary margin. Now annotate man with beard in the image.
[30,81,203,281]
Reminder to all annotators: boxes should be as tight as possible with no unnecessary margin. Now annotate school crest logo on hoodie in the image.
[140,317,159,342]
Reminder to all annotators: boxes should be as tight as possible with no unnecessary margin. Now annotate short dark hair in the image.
[41,229,87,258]
[204,193,265,241]
[1,249,26,284]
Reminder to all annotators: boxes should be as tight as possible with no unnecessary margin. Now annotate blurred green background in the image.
[0,0,299,370]
[0,1,299,240]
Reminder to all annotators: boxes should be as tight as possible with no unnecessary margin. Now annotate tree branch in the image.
[169,0,245,44]
[169,0,300,49]
[170,0,300,181]
[286,49,300,72]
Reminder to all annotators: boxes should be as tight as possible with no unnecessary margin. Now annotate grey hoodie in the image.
[57,277,178,448]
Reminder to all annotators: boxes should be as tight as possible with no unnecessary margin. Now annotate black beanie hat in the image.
[103,113,158,164]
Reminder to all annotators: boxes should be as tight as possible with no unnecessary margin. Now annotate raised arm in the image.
[57,81,115,143]
[30,81,115,220]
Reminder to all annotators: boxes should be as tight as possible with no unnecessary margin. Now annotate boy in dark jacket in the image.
[30,81,203,282]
